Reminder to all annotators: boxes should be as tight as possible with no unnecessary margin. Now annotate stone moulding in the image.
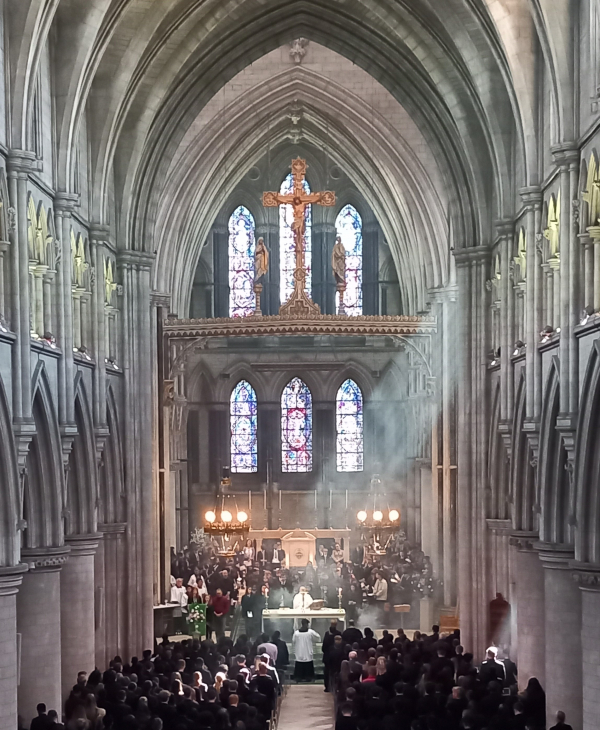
[164,313,437,338]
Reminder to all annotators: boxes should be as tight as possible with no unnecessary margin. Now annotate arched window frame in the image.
[336,378,364,472]
[281,377,313,473]
[230,380,258,473]
[228,206,256,317]
[279,173,312,303]
[335,204,363,316]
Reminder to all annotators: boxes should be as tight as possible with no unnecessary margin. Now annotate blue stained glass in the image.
[281,377,312,472]
[336,379,363,472]
[335,204,363,316]
[279,173,312,303]
[230,380,258,473]
[228,206,256,317]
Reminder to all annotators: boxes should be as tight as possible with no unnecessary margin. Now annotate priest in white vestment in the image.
[292,585,314,610]
[292,618,321,681]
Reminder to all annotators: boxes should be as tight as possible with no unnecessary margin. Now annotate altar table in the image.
[261,607,345,632]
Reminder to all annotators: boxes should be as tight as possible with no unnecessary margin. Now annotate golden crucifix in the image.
[263,158,335,316]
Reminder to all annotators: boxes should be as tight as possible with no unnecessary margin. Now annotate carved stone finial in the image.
[290,38,309,64]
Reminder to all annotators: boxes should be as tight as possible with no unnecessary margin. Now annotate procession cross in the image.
[263,158,335,316]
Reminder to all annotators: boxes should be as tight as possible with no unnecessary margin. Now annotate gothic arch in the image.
[538,360,572,545]
[27,362,63,548]
[326,362,374,402]
[510,375,536,532]
[487,382,509,520]
[0,375,20,566]
[65,376,97,536]
[99,387,125,526]
[575,340,600,563]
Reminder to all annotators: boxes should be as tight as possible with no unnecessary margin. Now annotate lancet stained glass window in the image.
[336,379,364,472]
[279,173,312,303]
[281,377,313,472]
[230,380,258,473]
[228,206,256,317]
[335,205,363,316]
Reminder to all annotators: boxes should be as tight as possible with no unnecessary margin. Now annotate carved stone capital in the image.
[509,531,539,552]
[534,542,575,570]
[0,564,27,595]
[22,546,70,572]
[572,564,600,591]
[64,534,101,557]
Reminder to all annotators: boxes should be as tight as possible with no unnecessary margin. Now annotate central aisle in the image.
[278,684,335,730]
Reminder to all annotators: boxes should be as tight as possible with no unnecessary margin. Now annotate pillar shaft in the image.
[0,567,24,730]
[538,546,582,728]
[17,549,67,724]
[575,572,600,730]
[511,537,545,688]
[60,536,98,698]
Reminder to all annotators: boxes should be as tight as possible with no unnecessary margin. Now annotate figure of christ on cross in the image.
[263,158,335,315]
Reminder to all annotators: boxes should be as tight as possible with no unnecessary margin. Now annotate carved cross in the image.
[263,158,335,315]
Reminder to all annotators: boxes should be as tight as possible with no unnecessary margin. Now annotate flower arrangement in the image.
[187,605,205,623]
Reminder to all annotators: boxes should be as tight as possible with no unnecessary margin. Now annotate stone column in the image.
[212,226,229,317]
[510,534,545,688]
[60,536,99,698]
[574,568,600,730]
[453,246,490,656]
[17,548,68,724]
[0,566,24,730]
[536,544,582,729]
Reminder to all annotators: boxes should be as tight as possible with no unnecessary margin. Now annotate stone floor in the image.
[278,684,334,730]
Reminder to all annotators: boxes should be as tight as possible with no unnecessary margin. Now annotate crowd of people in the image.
[169,531,439,638]
[29,633,289,730]
[29,621,572,730]
[323,621,571,730]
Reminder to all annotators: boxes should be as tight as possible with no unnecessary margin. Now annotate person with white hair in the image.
[292,585,314,610]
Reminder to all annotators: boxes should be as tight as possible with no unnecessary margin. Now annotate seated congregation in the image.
[28,623,572,730]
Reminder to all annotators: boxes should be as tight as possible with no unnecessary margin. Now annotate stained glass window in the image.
[335,204,363,316]
[336,379,364,472]
[230,380,258,473]
[280,173,312,303]
[228,206,256,317]
[281,377,313,472]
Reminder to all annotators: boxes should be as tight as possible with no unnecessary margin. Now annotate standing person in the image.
[292,619,321,682]
[371,571,388,625]
[241,585,262,639]
[293,585,314,610]
[243,539,255,567]
[170,577,189,634]
[209,588,231,639]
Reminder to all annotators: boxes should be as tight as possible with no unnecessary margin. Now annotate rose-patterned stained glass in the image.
[335,204,363,316]
[279,173,312,303]
[230,380,258,473]
[228,206,256,317]
[336,379,364,472]
[281,377,313,472]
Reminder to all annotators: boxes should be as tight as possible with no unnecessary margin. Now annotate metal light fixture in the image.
[221,510,232,523]
[237,511,248,523]
[205,510,216,523]
[373,510,383,522]
[357,510,368,523]
[389,509,400,522]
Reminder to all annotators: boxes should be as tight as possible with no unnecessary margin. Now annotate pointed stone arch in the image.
[510,375,536,533]
[0,374,20,566]
[538,359,571,545]
[26,362,63,549]
[575,340,600,563]
[65,376,97,536]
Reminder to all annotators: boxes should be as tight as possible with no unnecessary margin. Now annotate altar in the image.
[247,528,352,567]
[262,607,346,632]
